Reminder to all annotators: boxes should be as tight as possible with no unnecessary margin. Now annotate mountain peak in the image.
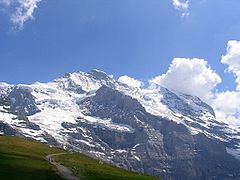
[87,69,112,80]
[1,69,240,180]
[60,69,112,81]
[52,70,115,92]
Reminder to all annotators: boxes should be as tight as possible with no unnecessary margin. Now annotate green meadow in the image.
[0,136,158,180]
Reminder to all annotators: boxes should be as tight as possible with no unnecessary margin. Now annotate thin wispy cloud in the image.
[1,0,190,30]
[0,0,41,30]
[11,0,41,30]
[0,0,11,6]
[172,0,189,17]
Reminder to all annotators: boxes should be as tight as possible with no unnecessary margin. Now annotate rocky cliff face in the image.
[0,70,240,180]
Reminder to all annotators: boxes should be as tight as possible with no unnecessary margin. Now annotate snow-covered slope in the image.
[0,69,240,180]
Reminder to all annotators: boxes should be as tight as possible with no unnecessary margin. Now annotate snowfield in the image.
[1,69,240,161]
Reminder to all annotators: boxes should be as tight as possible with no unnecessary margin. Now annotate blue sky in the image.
[1,0,240,125]
[0,0,239,88]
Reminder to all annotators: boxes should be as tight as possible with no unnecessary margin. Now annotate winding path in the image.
[45,153,80,180]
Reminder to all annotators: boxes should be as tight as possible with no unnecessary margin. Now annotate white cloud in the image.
[149,58,221,102]
[212,40,240,126]
[172,0,189,17]
[118,75,143,88]
[213,91,240,115]
[172,0,189,10]
[12,0,41,30]
[221,40,240,91]
[215,110,240,127]
[0,0,41,30]
[148,41,240,126]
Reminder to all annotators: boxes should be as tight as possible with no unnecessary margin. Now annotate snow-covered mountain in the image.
[1,69,240,180]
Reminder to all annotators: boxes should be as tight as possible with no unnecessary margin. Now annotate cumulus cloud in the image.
[149,58,221,102]
[172,0,189,17]
[221,40,240,90]
[214,109,240,127]
[118,75,143,88]
[213,91,240,116]
[212,40,240,126]
[0,0,41,30]
[148,41,240,126]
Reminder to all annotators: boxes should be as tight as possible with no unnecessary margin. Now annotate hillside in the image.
[0,136,158,180]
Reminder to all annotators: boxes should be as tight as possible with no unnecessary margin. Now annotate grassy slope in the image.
[0,136,66,180]
[55,153,158,180]
[0,136,159,180]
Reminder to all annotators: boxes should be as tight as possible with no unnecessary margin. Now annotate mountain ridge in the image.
[1,69,240,180]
